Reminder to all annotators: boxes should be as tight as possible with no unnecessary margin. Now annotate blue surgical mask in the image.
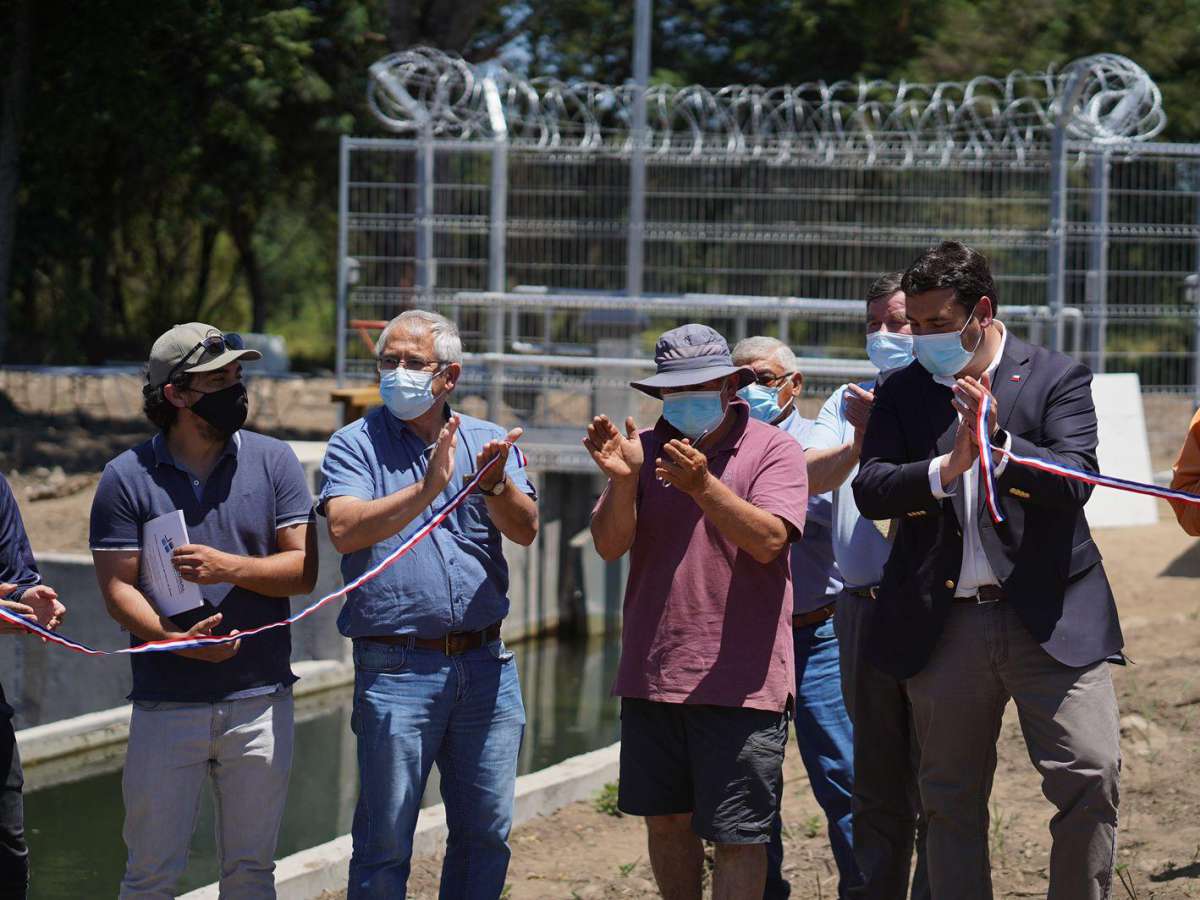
[662,390,726,439]
[380,367,441,420]
[738,383,787,422]
[913,307,982,377]
[866,331,914,373]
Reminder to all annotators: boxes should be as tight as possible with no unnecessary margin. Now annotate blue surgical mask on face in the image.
[913,306,982,377]
[866,331,915,373]
[662,390,726,439]
[738,383,787,422]
[380,367,442,421]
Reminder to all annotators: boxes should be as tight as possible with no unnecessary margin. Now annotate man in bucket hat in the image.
[585,324,810,899]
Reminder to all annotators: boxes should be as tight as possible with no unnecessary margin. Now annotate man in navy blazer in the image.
[852,241,1121,900]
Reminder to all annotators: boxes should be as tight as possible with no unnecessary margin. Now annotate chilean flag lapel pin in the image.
[1010,374,1022,382]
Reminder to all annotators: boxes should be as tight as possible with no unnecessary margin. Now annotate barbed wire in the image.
[366,47,1165,162]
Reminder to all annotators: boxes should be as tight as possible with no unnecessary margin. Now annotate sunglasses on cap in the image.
[165,332,245,384]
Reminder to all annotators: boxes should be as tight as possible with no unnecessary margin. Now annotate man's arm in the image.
[475,427,539,546]
[92,551,238,662]
[1170,408,1200,535]
[805,443,861,496]
[325,417,460,555]
[0,475,42,596]
[691,476,794,564]
[803,384,876,494]
[590,478,638,562]
[656,439,800,565]
[585,416,643,561]
[990,364,1099,510]
[170,522,317,597]
[481,483,539,546]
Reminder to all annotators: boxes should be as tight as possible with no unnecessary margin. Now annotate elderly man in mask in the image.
[586,324,809,900]
[731,336,860,899]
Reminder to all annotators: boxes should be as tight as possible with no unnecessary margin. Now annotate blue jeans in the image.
[766,617,861,899]
[348,638,526,900]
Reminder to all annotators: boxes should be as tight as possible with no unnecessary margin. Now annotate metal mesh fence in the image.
[338,51,1200,469]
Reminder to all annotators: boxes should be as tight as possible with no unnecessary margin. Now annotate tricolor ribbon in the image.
[976,393,1200,524]
[0,440,520,654]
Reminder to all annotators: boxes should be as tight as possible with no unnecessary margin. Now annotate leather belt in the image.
[952,585,1005,605]
[792,602,836,629]
[843,585,878,600]
[365,623,502,655]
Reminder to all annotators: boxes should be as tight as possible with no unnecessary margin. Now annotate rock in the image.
[1120,714,1169,757]
[25,472,92,502]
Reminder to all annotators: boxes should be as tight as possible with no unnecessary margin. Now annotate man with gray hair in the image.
[731,336,861,898]
[319,309,539,898]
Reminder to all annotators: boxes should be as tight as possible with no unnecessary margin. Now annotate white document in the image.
[141,510,204,617]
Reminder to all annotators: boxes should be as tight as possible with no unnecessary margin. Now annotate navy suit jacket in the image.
[851,333,1123,679]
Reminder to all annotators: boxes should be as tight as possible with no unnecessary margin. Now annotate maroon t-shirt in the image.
[605,401,809,712]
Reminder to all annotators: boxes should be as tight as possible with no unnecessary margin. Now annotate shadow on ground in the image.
[1159,539,1200,578]
[1151,861,1200,882]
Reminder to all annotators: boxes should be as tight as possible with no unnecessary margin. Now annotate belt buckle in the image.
[444,633,455,656]
[976,590,1000,605]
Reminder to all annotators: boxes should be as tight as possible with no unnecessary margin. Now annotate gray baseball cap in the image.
[630,324,754,398]
[147,322,261,389]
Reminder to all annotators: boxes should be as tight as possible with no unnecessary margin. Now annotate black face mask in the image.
[189,382,248,438]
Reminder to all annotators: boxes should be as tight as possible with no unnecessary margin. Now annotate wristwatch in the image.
[482,476,508,496]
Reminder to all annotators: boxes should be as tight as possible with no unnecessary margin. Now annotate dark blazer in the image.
[851,332,1123,679]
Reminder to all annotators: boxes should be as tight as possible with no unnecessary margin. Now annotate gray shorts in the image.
[617,698,788,843]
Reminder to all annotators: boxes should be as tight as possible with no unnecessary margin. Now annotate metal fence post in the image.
[485,77,508,421]
[625,0,651,301]
[1048,66,1085,353]
[1086,151,1110,372]
[1047,128,1069,353]
[1193,190,1200,409]
[336,136,350,386]
[415,122,435,308]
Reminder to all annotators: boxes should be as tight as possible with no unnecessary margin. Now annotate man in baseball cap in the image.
[90,322,318,897]
[585,323,810,899]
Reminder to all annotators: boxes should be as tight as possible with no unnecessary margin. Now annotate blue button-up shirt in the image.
[319,405,536,639]
[779,409,843,614]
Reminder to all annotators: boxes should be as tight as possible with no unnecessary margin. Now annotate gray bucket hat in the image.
[631,324,754,398]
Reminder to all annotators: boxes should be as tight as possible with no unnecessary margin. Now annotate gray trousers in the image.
[119,688,295,900]
[836,591,930,900]
[906,602,1120,900]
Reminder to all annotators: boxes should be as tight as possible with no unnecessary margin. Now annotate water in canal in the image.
[22,632,622,898]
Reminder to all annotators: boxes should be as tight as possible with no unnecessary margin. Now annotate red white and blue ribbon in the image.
[0,442,519,654]
[976,393,1200,524]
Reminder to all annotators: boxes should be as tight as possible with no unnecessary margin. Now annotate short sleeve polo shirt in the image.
[89,430,314,702]
[608,401,809,713]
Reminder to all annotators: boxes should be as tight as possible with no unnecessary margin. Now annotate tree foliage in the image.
[1,0,1198,368]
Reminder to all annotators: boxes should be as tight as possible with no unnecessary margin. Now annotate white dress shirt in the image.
[926,323,1012,597]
